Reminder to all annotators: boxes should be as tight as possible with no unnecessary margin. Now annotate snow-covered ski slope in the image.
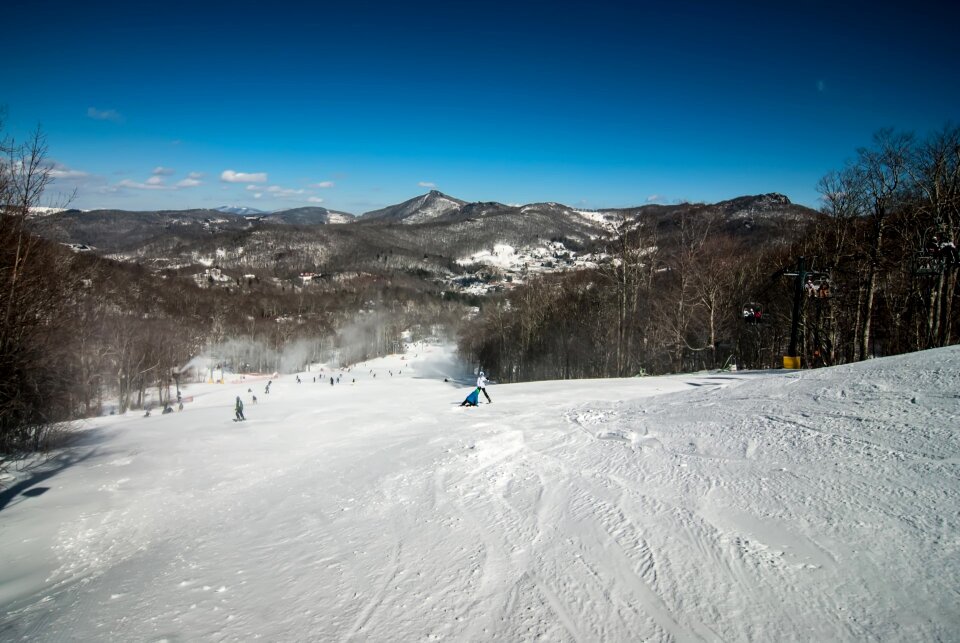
[2,345,959,641]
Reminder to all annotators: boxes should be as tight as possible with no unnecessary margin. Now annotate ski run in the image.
[1,344,958,641]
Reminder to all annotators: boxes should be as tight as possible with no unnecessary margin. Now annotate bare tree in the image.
[0,121,75,453]
[851,129,913,359]
[907,125,960,346]
[596,212,658,375]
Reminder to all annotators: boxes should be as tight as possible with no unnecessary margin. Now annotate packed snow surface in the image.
[2,345,959,641]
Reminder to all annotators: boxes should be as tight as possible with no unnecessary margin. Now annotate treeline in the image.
[460,126,959,381]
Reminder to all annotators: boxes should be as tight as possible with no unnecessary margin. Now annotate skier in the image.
[330,376,334,386]
[235,396,246,421]
[477,371,492,404]
[460,387,481,407]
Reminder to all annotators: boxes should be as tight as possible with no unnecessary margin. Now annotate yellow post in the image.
[782,356,801,369]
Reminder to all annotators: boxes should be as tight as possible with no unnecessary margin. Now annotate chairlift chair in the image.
[912,226,958,276]
[741,302,764,324]
[806,271,833,299]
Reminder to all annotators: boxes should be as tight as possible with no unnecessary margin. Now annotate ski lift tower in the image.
[781,256,807,369]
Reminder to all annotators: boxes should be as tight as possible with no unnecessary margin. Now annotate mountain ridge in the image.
[25,191,819,292]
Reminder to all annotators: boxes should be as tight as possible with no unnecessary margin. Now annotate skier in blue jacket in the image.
[460,387,480,407]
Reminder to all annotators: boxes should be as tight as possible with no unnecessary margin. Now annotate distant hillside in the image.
[30,208,250,252]
[261,207,354,226]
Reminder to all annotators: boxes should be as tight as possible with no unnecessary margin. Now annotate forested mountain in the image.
[28,191,817,283]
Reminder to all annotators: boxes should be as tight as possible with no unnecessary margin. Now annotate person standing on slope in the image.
[235,396,246,421]
[477,371,492,404]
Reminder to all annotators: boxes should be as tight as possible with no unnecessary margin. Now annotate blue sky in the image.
[3,0,958,213]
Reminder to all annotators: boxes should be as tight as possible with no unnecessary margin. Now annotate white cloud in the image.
[311,181,335,188]
[177,178,202,188]
[87,107,123,122]
[49,163,89,181]
[221,169,267,183]
[646,194,661,203]
[253,193,262,199]
[117,178,171,190]
[152,166,175,176]
[308,196,324,203]
[418,181,436,188]
[187,171,204,179]
[246,183,308,198]
[266,185,305,197]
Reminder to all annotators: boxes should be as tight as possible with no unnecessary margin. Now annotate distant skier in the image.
[330,376,334,386]
[235,396,246,421]
[460,387,481,407]
[477,371,492,403]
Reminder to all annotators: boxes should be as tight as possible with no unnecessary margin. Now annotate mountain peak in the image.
[361,191,466,224]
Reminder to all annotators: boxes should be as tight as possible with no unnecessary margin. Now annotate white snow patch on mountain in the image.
[27,206,69,216]
[572,208,615,229]
[457,243,518,268]
[326,212,353,224]
[1,345,958,640]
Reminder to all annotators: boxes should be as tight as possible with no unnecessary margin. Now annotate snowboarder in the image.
[235,396,246,421]
[460,387,481,407]
[477,371,492,403]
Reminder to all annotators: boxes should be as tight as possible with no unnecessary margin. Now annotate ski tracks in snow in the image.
[4,348,959,641]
